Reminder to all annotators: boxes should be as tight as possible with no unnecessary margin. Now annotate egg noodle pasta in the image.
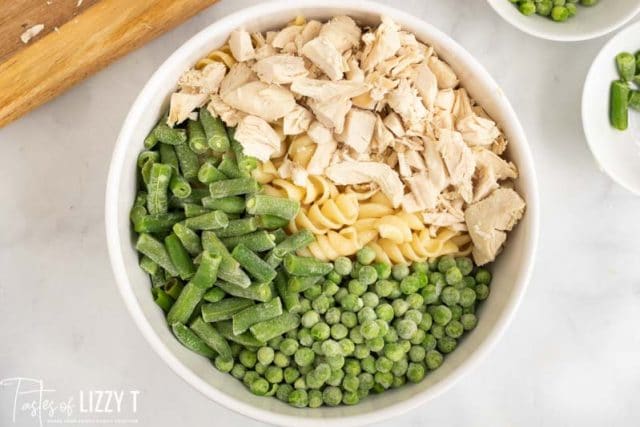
[195,44,236,69]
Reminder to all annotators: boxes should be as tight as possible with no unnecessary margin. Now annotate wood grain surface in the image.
[0,0,219,128]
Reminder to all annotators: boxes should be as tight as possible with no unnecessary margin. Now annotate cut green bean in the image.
[164,278,183,299]
[137,150,160,169]
[198,160,227,184]
[629,90,640,111]
[232,297,282,335]
[222,231,276,252]
[216,218,257,238]
[185,211,229,230]
[159,143,180,171]
[173,222,202,256]
[146,163,173,215]
[265,252,283,269]
[191,252,221,289]
[271,229,287,244]
[200,108,230,152]
[232,244,277,283]
[216,281,273,302]
[136,233,178,277]
[201,196,245,214]
[610,80,630,131]
[169,188,209,208]
[187,119,208,154]
[134,212,185,233]
[230,130,259,176]
[218,154,242,179]
[184,203,210,218]
[250,313,301,343]
[167,282,206,324]
[140,256,160,276]
[151,288,173,312]
[130,205,147,227]
[190,316,233,360]
[288,275,323,293]
[215,320,265,347]
[209,178,259,198]
[616,52,636,82]
[246,195,300,220]
[275,271,302,313]
[202,231,252,288]
[144,130,159,150]
[174,143,200,180]
[171,322,216,358]
[165,233,195,280]
[256,215,290,230]
[284,254,333,277]
[201,297,254,322]
[203,287,226,303]
[153,121,187,145]
[273,230,315,258]
[170,174,192,199]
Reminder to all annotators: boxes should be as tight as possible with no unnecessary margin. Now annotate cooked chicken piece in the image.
[465,188,525,265]
[234,115,281,162]
[306,122,338,175]
[380,47,424,77]
[473,165,499,203]
[307,97,352,133]
[325,161,405,208]
[351,91,377,110]
[452,88,473,120]
[397,150,411,177]
[253,54,308,84]
[338,109,376,153]
[346,57,365,82]
[320,15,361,52]
[401,193,423,213]
[407,139,449,210]
[222,81,296,122]
[438,129,475,203]
[473,148,517,180]
[272,25,303,49]
[456,114,501,147]
[219,62,257,97]
[406,149,426,171]
[387,79,428,129]
[282,104,313,135]
[207,95,245,127]
[435,89,455,112]
[422,211,465,228]
[301,37,345,81]
[428,56,458,89]
[167,92,208,127]
[413,63,438,110]
[361,16,401,71]
[229,29,255,62]
[296,20,323,52]
[433,110,454,131]
[372,115,395,153]
[290,77,368,102]
[491,135,508,155]
[178,62,227,94]
[254,44,278,61]
[383,112,405,137]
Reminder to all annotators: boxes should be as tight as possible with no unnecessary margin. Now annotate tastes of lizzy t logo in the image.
[0,377,140,426]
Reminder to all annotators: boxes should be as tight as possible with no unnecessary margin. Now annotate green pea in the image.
[430,305,452,326]
[295,348,315,367]
[476,268,491,284]
[392,264,410,280]
[339,338,355,356]
[445,267,463,285]
[250,378,269,395]
[437,336,457,354]
[341,311,358,328]
[461,313,478,330]
[265,366,283,383]
[310,322,330,341]
[284,367,300,384]
[325,307,341,325]
[214,356,234,373]
[397,319,418,340]
[308,389,323,408]
[422,333,437,351]
[400,275,421,294]
[348,279,368,296]
[475,284,490,300]
[518,1,536,15]
[406,362,426,383]
[445,320,464,338]
[441,286,460,306]
[373,262,392,279]
[425,350,444,370]
[362,292,379,308]
[301,310,320,328]
[239,350,257,368]
[280,338,299,356]
[322,386,343,406]
[392,299,409,317]
[257,347,275,366]
[276,383,293,401]
[375,356,393,373]
[406,293,424,309]
[437,256,456,273]
[374,279,395,297]
[288,389,309,407]
[356,246,376,265]
[326,270,342,285]
[374,371,394,389]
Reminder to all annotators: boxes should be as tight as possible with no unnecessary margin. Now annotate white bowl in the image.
[105,1,540,425]
[582,21,640,195]
[486,0,640,42]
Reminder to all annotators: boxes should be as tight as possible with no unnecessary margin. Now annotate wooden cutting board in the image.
[0,0,220,128]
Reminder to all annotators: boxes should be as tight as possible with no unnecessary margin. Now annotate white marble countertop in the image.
[1,0,640,425]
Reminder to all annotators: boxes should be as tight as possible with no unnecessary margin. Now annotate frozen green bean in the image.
[201,297,254,322]
[164,278,183,299]
[174,143,199,180]
[232,297,283,335]
[215,320,265,347]
[137,150,159,169]
[152,288,173,312]
[198,160,227,184]
[629,90,640,111]
[190,316,233,360]
[200,108,230,152]
[256,215,290,230]
[167,282,206,324]
[250,313,301,342]
[146,163,173,215]
[616,52,636,82]
[187,119,208,154]
[183,203,210,218]
[169,174,192,199]
[165,233,196,280]
[133,212,184,233]
[246,195,300,220]
[218,153,242,179]
[153,121,187,145]
[185,210,229,230]
[288,275,323,293]
[610,80,630,131]
[140,256,160,276]
[275,271,302,313]
[136,233,178,277]
[201,196,245,214]
[202,231,251,288]
[203,287,226,303]
[209,178,259,198]
[216,218,258,238]
[272,230,315,258]
[144,129,159,150]
[172,223,202,256]
[215,281,273,302]
[230,132,258,176]
[191,252,221,289]
[171,322,216,358]
[283,254,332,277]
[232,244,277,283]
[222,231,276,253]
[169,188,209,209]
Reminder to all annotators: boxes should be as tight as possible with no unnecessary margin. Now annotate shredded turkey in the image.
[253,55,308,84]
[301,37,345,81]
[221,81,296,122]
[229,29,254,62]
[233,115,281,162]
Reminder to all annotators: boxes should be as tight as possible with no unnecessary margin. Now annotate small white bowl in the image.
[582,21,640,195]
[105,1,539,425]
[486,0,640,42]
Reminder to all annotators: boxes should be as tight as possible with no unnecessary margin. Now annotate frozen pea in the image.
[362,292,379,308]
[437,336,457,354]
[409,345,426,362]
[430,305,452,325]
[265,366,283,383]
[325,307,341,325]
[397,319,417,340]
[310,322,330,341]
[358,266,378,286]
[392,264,410,280]
[459,287,477,307]
[284,367,300,384]
[334,257,352,276]
[257,347,275,366]
[425,350,443,370]
[323,386,343,406]
[348,279,368,296]
[422,333,437,351]
[356,246,376,265]
[437,256,456,273]
[280,338,299,356]
[288,389,308,407]
[373,262,391,279]
[301,310,320,328]
[441,286,460,306]
[392,299,409,317]
[475,284,490,300]
[250,378,269,396]
[406,293,424,309]
[445,320,464,339]
[341,311,358,329]
[406,362,425,383]
[374,280,395,297]
[331,324,349,340]
[404,309,423,324]
[461,313,478,330]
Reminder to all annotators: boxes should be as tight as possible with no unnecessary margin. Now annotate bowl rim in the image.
[581,20,640,196]
[105,1,540,425]
[485,0,640,42]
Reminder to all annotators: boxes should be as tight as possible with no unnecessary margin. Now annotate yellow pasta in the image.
[289,194,359,235]
[352,219,379,246]
[298,227,362,261]
[370,228,467,264]
[264,176,338,205]
[287,134,316,168]
[252,161,279,184]
[374,215,413,244]
[195,44,236,69]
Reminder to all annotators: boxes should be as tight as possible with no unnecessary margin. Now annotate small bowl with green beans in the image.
[105,1,539,425]
[486,0,640,41]
[582,20,640,195]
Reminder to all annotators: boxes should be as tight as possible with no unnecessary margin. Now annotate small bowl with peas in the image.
[487,0,640,41]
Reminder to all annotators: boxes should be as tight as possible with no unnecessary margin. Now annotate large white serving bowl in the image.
[486,0,640,42]
[582,21,640,195]
[105,1,539,425]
